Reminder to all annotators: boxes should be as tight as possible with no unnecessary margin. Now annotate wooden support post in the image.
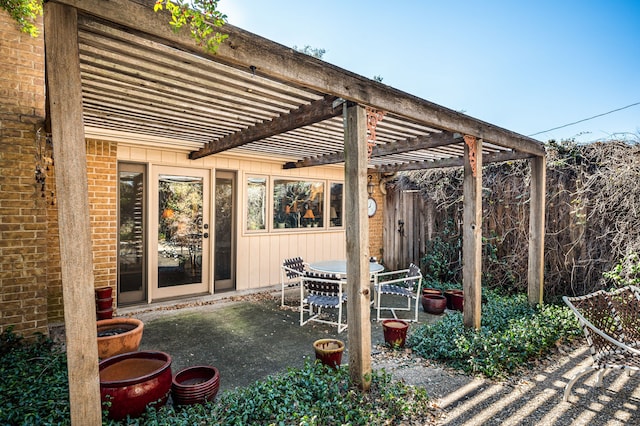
[462,136,483,329]
[528,155,546,305]
[344,103,372,391]
[44,3,102,424]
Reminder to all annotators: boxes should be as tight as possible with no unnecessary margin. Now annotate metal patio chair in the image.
[374,263,423,322]
[280,257,307,310]
[300,271,347,333]
[562,285,640,401]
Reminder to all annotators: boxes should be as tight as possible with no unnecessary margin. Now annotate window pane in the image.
[330,183,343,227]
[273,179,324,228]
[246,177,266,231]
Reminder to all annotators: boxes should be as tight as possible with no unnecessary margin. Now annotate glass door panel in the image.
[118,163,146,305]
[152,167,210,299]
[214,171,235,292]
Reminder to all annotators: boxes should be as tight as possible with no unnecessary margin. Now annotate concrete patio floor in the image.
[123,287,437,394]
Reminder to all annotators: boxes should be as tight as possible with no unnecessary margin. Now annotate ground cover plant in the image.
[408,290,582,378]
[0,328,434,425]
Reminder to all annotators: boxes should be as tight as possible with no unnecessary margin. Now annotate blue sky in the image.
[218,0,639,144]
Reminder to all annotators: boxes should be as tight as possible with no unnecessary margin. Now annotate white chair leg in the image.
[596,369,606,387]
[563,365,597,402]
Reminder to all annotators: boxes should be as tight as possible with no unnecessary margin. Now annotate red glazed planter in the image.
[96,298,113,310]
[444,289,463,310]
[172,366,220,405]
[97,318,144,359]
[382,319,409,348]
[421,294,447,315]
[422,288,443,297]
[99,351,172,420]
[313,339,345,369]
[96,308,114,320]
[95,286,113,300]
[450,291,464,312]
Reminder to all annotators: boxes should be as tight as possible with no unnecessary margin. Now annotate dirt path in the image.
[373,345,640,425]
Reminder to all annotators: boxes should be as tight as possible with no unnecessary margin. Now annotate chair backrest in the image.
[303,271,342,296]
[564,286,640,359]
[282,257,305,279]
[406,263,422,290]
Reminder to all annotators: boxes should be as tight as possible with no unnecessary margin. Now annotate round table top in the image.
[309,260,384,275]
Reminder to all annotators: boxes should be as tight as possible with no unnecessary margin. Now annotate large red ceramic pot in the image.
[382,319,409,348]
[444,289,463,310]
[421,294,447,315]
[99,351,173,420]
[97,318,144,359]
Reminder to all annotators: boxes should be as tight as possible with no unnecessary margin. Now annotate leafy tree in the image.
[1,0,228,53]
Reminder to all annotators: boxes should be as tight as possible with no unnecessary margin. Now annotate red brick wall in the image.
[0,10,48,336]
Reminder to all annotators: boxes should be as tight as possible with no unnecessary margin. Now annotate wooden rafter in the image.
[189,95,341,159]
[375,150,535,173]
[283,130,462,169]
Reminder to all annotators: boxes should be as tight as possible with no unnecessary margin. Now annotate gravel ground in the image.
[373,343,640,425]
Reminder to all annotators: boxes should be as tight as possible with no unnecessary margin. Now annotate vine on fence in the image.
[402,139,640,298]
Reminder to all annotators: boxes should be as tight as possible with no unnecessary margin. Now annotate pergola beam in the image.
[283,130,461,169]
[189,95,341,159]
[375,150,535,173]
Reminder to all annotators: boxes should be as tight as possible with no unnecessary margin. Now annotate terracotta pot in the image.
[95,286,113,300]
[97,318,144,359]
[444,289,463,310]
[421,294,447,315]
[422,288,443,297]
[382,319,409,348]
[313,339,345,369]
[172,366,220,405]
[99,351,172,420]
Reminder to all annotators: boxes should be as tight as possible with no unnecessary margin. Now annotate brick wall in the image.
[46,140,118,324]
[0,10,48,336]
[368,172,385,262]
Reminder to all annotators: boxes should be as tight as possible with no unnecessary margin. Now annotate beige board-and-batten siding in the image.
[117,144,347,295]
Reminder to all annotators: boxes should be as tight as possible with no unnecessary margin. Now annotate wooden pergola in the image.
[43,0,546,422]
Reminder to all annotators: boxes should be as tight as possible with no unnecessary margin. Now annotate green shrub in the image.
[125,362,431,425]
[0,328,70,425]
[408,291,581,378]
[1,328,433,425]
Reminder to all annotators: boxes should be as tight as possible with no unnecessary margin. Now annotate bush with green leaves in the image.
[408,291,581,378]
[0,328,70,425]
[1,327,433,425]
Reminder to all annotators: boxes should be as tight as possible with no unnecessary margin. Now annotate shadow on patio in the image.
[124,289,640,425]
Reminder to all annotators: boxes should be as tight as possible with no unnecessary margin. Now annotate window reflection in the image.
[273,179,324,228]
[329,183,343,227]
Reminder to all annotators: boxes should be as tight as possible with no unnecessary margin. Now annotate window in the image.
[273,179,324,228]
[329,182,343,227]
[246,176,267,231]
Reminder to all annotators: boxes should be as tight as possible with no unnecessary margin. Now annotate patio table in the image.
[309,260,384,276]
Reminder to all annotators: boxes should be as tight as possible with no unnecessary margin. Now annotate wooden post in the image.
[528,155,546,305]
[462,136,483,329]
[44,3,102,424]
[344,103,372,391]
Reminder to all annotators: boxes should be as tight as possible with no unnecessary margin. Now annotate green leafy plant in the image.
[154,0,227,52]
[408,291,581,378]
[603,252,640,288]
[0,0,42,36]
[1,329,435,425]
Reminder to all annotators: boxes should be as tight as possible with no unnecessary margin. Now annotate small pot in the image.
[313,339,345,369]
[421,294,447,315]
[444,289,463,310]
[422,288,443,297]
[95,286,113,300]
[97,308,114,320]
[382,319,409,348]
[96,298,113,310]
[450,292,464,312]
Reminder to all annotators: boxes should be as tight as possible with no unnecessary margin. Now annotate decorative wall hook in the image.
[365,106,385,159]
